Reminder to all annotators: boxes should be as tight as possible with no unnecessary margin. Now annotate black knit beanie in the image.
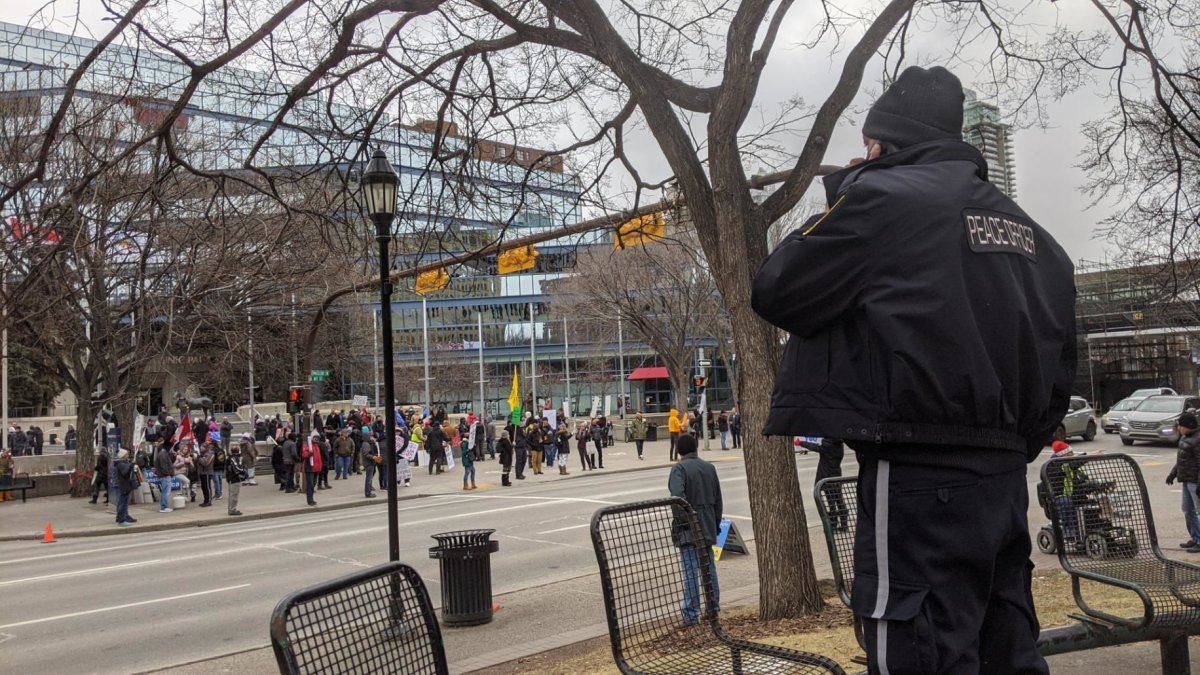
[863,66,965,149]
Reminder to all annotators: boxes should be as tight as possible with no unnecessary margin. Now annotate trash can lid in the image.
[430,529,496,549]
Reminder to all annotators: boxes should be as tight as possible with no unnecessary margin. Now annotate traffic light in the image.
[288,386,302,414]
[693,375,706,388]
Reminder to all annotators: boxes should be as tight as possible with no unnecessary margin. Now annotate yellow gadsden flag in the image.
[415,268,449,295]
[613,211,665,249]
[507,366,521,424]
[498,245,538,274]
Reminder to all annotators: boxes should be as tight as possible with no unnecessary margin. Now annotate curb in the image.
[0,492,428,542]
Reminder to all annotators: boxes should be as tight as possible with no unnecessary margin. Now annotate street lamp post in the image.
[360,149,400,562]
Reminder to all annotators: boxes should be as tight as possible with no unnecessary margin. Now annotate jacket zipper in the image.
[873,424,882,444]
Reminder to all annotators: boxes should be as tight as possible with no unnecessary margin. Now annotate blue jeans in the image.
[719,431,728,449]
[1056,495,1078,541]
[1183,483,1200,544]
[463,464,476,485]
[364,463,377,496]
[681,545,719,624]
[336,456,351,479]
[159,478,173,510]
[116,490,131,523]
[212,473,223,498]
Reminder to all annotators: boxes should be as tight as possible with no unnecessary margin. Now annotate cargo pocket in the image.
[850,572,938,673]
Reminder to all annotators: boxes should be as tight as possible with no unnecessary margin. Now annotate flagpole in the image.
[563,315,570,419]
[477,312,485,417]
[618,316,626,419]
[529,301,537,412]
[422,296,431,413]
[247,313,256,422]
[373,307,381,409]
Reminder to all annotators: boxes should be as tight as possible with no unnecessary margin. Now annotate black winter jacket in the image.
[752,140,1076,470]
[1170,430,1200,485]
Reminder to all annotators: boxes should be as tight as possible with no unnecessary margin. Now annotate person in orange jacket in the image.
[668,409,683,461]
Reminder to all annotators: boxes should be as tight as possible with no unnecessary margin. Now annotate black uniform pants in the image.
[852,457,1047,675]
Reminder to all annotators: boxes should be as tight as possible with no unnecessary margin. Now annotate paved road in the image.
[0,431,1186,674]
[0,454,755,674]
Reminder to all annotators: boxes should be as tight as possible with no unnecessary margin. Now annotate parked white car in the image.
[1101,398,1141,434]
[1056,396,1097,442]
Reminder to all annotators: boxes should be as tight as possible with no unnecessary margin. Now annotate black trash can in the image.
[646,424,658,442]
[429,529,500,626]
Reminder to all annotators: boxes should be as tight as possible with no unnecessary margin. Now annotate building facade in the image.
[1074,259,1200,411]
[1,21,732,420]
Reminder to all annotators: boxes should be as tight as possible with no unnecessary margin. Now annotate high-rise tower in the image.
[963,89,1017,199]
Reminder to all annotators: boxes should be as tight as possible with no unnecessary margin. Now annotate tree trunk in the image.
[71,402,98,498]
[708,207,824,619]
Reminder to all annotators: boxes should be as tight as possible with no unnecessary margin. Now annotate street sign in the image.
[309,374,327,383]
[311,369,331,377]
[698,359,712,368]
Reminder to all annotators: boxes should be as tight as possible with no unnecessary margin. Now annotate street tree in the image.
[552,231,726,417]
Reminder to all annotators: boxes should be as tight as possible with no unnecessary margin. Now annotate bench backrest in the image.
[590,497,720,671]
[1039,453,1158,572]
[270,562,447,675]
[814,477,858,607]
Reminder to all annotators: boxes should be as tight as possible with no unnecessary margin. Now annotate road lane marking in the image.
[503,534,590,550]
[0,584,251,630]
[537,523,590,535]
[0,559,163,587]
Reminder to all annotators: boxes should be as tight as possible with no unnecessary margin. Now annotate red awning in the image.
[627,366,669,381]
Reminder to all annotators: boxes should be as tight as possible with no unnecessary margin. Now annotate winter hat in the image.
[1180,412,1198,431]
[1050,440,1073,458]
[862,66,965,150]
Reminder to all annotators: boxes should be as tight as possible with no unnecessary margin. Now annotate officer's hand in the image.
[1167,474,1176,486]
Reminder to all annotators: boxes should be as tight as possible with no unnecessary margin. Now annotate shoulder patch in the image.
[962,208,1037,261]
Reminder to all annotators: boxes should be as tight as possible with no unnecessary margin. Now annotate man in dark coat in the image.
[800,438,848,530]
[668,434,723,625]
[751,66,1075,674]
[154,441,176,512]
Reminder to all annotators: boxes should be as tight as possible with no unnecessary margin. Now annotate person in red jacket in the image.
[301,433,323,507]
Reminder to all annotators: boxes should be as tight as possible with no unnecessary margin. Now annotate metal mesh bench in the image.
[590,497,845,675]
[270,561,447,675]
[813,478,858,608]
[815,463,1200,673]
[1040,453,1200,630]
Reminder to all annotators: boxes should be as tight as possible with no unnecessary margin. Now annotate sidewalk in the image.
[0,437,743,541]
[145,541,1198,675]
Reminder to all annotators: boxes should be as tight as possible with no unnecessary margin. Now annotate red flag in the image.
[173,410,193,444]
[9,216,60,244]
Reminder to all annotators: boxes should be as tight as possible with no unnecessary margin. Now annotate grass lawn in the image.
[480,568,1146,674]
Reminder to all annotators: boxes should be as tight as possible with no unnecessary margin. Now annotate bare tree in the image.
[552,231,725,414]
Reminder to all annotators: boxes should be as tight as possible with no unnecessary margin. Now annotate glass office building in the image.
[1,21,725,416]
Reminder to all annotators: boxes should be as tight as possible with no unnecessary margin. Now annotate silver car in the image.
[1101,398,1141,434]
[1119,395,1200,446]
[1056,396,1097,441]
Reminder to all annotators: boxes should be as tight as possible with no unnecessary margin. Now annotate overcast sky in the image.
[0,1,1122,264]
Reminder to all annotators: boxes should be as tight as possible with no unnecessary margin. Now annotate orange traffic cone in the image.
[42,522,56,544]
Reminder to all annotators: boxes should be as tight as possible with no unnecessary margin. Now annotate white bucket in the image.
[171,494,186,509]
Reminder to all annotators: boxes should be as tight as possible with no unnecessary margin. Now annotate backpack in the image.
[215,448,226,465]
